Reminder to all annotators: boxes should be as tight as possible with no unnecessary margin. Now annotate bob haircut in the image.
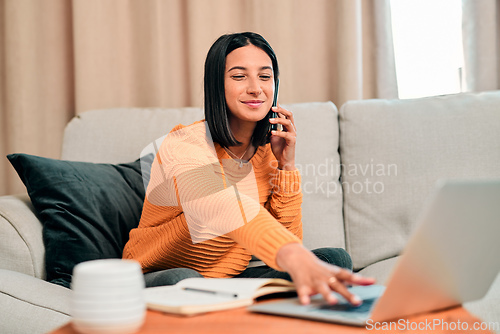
[204,32,279,148]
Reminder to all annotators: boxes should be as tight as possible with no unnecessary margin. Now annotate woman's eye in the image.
[260,75,272,80]
[231,75,245,80]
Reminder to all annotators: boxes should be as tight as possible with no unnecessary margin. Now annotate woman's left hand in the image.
[269,105,297,170]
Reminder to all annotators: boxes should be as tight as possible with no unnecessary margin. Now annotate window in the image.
[390,0,464,99]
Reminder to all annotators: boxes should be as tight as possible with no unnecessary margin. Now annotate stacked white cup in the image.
[70,259,146,334]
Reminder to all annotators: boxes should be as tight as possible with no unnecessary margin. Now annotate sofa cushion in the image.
[61,107,205,164]
[290,102,345,249]
[357,256,400,285]
[7,154,147,288]
[339,91,500,270]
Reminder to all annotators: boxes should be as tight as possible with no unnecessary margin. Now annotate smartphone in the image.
[269,79,280,132]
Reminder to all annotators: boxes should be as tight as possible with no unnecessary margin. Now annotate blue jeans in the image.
[143,247,352,287]
[234,247,352,281]
[144,268,203,287]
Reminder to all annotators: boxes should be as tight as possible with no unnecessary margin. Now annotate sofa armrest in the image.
[0,269,71,334]
[0,194,45,279]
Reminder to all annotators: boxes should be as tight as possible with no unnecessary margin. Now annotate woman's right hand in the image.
[276,243,376,305]
[269,105,297,171]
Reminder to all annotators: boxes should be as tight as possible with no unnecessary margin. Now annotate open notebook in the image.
[144,278,295,316]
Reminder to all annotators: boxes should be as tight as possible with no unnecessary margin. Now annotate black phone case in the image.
[270,79,280,131]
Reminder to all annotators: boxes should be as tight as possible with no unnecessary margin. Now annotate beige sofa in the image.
[1,91,499,334]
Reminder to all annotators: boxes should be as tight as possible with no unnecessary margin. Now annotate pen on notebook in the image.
[182,287,238,298]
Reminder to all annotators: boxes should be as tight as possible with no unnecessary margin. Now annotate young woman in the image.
[123,32,374,306]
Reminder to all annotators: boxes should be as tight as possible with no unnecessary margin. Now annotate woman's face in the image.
[224,44,275,126]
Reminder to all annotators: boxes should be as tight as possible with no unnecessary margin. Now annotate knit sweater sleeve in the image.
[153,122,300,271]
[265,168,303,240]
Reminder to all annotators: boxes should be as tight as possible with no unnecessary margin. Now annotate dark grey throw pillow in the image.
[7,153,149,288]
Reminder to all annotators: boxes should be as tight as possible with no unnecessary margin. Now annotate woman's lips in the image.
[242,100,264,108]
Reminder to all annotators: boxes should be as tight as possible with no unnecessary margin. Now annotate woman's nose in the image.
[247,78,262,96]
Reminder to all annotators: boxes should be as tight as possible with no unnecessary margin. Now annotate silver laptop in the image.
[249,179,500,326]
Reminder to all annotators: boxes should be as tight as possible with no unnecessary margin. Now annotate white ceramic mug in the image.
[70,259,146,334]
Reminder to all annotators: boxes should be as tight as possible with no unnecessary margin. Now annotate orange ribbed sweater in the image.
[123,121,303,278]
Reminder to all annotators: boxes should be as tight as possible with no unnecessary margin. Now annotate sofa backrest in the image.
[339,90,500,271]
[62,107,205,164]
[61,102,345,250]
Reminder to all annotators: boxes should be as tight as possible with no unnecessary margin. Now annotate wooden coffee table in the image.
[51,302,493,334]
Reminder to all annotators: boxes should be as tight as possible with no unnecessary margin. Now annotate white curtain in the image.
[462,0,500,92]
